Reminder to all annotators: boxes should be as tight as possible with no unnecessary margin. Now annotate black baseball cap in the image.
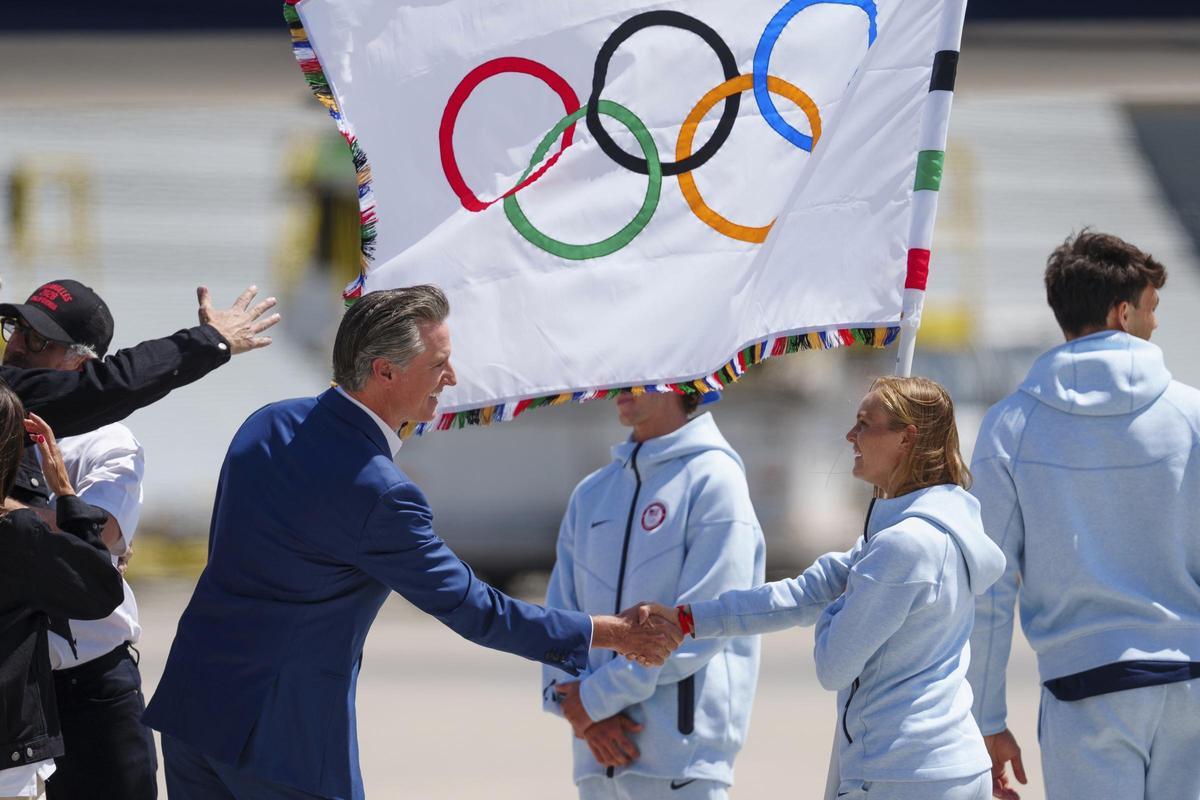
[0,279,114,358]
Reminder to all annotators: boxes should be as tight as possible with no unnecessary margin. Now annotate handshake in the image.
[590,602,686,667]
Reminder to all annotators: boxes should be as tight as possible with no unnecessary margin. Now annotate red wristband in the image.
[676,604,694,638]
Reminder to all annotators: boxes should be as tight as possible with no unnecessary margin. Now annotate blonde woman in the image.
[638,377,1005,799]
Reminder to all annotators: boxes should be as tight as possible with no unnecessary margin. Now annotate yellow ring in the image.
[676,74,821,243]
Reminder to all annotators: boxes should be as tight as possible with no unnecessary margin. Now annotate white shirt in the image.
[44,423,144,669]
[336,387,403,459]
[0,759,54,797]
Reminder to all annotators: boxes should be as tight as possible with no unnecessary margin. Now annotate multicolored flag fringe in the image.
[284,0,964,434]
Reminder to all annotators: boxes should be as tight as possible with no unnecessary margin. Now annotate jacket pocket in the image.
[677,674,695,735]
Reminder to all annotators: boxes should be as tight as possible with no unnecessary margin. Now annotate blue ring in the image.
[753,0,878,151]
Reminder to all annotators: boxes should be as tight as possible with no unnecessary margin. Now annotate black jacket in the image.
[0,324,231,438]
[0,495,120,771]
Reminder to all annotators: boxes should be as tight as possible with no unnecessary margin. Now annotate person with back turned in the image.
[967,231,1200,800]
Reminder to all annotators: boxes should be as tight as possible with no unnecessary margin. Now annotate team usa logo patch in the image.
[641,501,668,532]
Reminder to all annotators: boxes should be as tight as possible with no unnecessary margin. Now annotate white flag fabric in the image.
[284,0,964,433]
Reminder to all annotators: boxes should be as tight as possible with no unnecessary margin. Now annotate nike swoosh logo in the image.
[670,779,696,790]
[589,519,612,528]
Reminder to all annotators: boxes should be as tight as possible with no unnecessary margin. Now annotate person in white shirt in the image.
[1,281,156,800]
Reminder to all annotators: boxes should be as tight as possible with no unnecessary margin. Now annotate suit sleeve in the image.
[356,481,593,675]
[967,453,1025,735]
[0,502,123,620]
[690,545,857,638]
[542,492,585,717]
[4,325,231,437]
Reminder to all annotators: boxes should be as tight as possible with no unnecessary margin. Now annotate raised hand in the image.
[197,285,280,354]
[984,729,1027,800]
[582,714,643,768]
[590,606,683,666]
[24,413,74,498]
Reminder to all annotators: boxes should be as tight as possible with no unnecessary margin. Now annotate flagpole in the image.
[894,0,968,378]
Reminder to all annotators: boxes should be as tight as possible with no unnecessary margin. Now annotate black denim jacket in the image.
[0,495,120,772]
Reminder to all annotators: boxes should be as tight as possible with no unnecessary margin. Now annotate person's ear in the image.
[1108,300,1132,333]
[899,424,918,452]
[64,353,90,372]
[371,357,395,384]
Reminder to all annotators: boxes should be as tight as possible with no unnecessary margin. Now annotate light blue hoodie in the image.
[692,484,1004,782]
[967,331,1200,735]
[542,412,765,787]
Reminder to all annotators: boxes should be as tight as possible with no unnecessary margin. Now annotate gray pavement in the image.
[136,580,1047,799]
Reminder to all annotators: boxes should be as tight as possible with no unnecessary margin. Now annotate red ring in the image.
[439,57,580,212]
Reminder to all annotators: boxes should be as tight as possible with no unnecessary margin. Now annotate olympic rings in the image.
[503,100,662,261]
[753,0,877,151]
[676,74,821,244]
[438,2,880,257]
[587,11,740,178]
[439,57,580,212]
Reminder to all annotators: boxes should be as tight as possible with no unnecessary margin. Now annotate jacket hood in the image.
[611,412,744,473]
[1019,331,1171,417]
[868,485,1005,594]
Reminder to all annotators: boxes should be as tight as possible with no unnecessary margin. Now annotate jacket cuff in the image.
[690,598,728,639]
[55,495,110,548]
[552,610,592,676]
[579,670,625,722]
[194,325,233,365]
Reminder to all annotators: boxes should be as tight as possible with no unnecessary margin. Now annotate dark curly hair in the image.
[1044,230,1166,338]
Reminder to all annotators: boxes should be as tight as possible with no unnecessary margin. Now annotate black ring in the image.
[587,11,741,177]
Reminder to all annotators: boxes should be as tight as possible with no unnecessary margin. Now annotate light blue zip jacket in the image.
[542,412,765,786]
[693,484,1004,782]
[967,331,1200,734]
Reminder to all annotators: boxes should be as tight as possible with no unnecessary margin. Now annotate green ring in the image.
[504,99,661,260]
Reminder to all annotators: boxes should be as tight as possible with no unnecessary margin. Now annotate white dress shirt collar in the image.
[336,387,403,459]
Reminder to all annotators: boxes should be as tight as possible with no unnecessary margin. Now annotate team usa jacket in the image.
[692,484,1004,783]
[967,331,1200,734]
[543,412,765,787]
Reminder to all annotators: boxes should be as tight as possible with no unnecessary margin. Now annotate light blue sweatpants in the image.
[1039,678,1200,800]
[832,772,989,799]
[578,773,728,800]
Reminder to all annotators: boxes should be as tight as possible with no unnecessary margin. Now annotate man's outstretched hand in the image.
[984,729,1027,800]
[590,604,682,666]
[198,285,280,354]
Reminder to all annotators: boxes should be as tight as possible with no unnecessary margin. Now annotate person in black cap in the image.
[1,280,159,800]
[0,280,277,440]
[2,280,118,510]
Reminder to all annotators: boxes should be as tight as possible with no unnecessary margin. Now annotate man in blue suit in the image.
[144,286,680,799]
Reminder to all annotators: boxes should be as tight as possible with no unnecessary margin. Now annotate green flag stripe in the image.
[915,150,945,192]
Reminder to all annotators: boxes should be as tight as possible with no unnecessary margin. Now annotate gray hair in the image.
[332,285,450,392]
[67,343,98,361]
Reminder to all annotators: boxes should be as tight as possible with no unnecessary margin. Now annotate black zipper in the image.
[842,677,860,743]
[612,441,645,617]
[677,674,695,734]
[608,441,644,778]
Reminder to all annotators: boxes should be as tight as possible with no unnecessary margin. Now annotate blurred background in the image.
[3,1,1198,797]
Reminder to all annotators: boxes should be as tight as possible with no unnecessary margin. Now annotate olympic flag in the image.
[284,0,964,433]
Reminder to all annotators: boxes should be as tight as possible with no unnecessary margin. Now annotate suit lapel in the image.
[318,388,391,456]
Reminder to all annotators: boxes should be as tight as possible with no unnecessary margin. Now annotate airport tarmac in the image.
[136,580,1047,799]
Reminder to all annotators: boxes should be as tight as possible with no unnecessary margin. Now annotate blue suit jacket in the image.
[143,389,590,799]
